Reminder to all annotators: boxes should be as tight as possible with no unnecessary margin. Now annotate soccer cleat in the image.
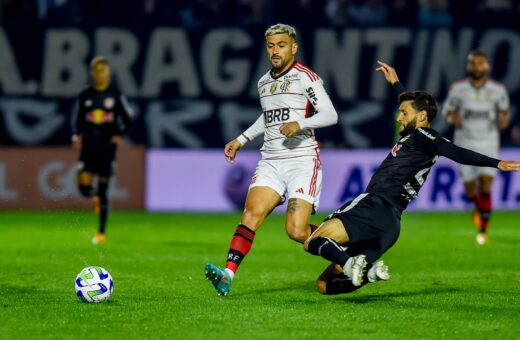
[367,261,390,283]
[92,231,106,245]
[93,195,101,215]
[343,255,367,287]
[476,232,489,245]
[204,263,232,296]
[471,207,481,229]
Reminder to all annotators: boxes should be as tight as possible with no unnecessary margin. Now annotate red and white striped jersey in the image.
[442,78,510,147]
[237,61,338,160]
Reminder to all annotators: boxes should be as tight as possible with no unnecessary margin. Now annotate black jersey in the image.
[74,85,132,146]
[366,127,500,212]
[366,128,440,211]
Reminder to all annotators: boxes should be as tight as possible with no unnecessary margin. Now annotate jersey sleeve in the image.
[412,127,446,154]
[72,93,86,136]
[496,85,510,112]
[236,113,264,145]
[297,75,338,130]
[392,81,406,97]
[115,94,133,135]
[442,85,462,117]
[414,128,500,167]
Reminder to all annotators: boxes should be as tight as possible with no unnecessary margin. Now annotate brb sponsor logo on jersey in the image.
[264,108,290,124]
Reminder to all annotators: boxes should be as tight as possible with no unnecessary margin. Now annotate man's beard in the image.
[399,118,417,137]
[271,57,287,71]
[469,71,487,81]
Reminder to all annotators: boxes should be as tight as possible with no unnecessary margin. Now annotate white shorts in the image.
[249,156,322,212]
[457,143,499,182]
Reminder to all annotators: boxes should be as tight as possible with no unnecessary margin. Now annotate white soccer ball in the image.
[75,266,114,303]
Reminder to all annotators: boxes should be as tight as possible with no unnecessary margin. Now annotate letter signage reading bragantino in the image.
[1,26,519,148]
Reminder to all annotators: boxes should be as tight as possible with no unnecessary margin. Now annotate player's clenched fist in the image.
[280,121,301,138]
[224,139,243,163]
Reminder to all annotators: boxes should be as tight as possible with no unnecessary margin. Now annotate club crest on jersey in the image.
[280,80,291,93]
[104,97,115,109]
[270,83,278,94]
[391,144,402,157]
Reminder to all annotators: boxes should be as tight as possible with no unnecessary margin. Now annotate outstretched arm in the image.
[436,141,519,171]
[414,128,520,172]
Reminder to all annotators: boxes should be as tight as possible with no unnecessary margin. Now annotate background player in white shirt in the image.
[205,23,338,296]
[442,51,510,244]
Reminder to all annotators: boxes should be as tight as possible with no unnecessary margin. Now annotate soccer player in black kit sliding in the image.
[72,56,133,245]
[303,61,520,295]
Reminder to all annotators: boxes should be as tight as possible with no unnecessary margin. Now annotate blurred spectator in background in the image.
[235,0,264,25]
[35,0,67,21]
[325,0,352,26]
[177,0,234,27]
[270,0,325,26]
[387,0,418,26]
[474,0,516,25]
[2,0,39,29]
[418,0,453,27]
[348,0,388,26]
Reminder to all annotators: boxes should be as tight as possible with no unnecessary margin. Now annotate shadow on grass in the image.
[335,286,462,304]
[232,281,315,298]
[235,282,462,304]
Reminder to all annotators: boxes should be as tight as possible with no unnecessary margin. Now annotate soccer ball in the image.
[74,266,114,303]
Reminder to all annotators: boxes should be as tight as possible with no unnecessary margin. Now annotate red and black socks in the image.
[225,224,256,276]
[476,192,492,232]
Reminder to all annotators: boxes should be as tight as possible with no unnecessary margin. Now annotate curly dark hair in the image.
[398,91,438,122]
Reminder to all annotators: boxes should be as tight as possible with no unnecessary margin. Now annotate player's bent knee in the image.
[286,226,308,243]
[77,171,93,186]
[79,185,93,198]
[241,207,267,230]
[303,236,313,251]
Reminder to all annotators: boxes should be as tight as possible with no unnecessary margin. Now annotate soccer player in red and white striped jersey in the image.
[442,51,511,244]
[205,23,339,296]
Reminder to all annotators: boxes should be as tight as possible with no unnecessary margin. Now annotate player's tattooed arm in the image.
[287,198,301,214]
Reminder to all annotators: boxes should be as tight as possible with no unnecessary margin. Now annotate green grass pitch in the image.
[1,211,519,339]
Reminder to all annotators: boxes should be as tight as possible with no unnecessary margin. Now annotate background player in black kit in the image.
[303,61,520,294]
[72,56,133,245]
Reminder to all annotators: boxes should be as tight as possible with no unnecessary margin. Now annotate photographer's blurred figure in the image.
[72,56,133,244]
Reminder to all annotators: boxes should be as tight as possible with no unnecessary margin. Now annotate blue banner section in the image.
[1,26,519,148]
[146,149,520,212]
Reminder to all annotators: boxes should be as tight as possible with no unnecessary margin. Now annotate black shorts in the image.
[79,143,116,178]
[325,193,401,262]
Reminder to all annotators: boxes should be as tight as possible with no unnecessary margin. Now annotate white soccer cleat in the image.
[343,255,367,287]
[367,261,390,283]
[476,232,489,245]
